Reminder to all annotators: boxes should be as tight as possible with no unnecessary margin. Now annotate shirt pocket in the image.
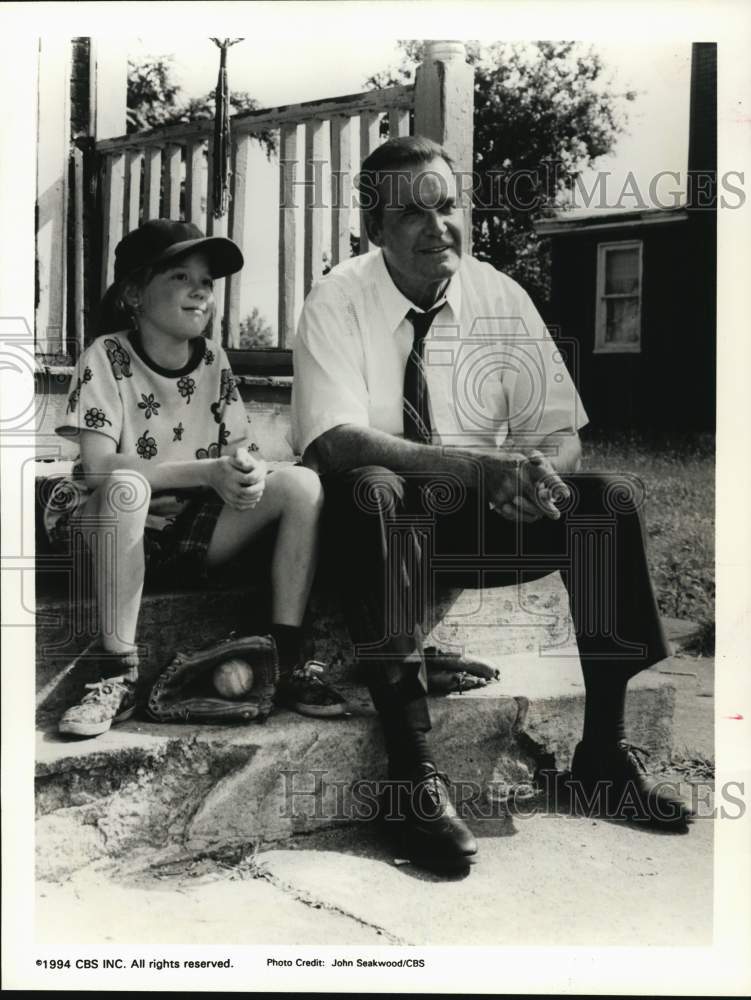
[366,344,407,436]
[450,344,508,435]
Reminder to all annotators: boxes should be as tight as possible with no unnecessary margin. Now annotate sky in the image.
[127,36,693,336]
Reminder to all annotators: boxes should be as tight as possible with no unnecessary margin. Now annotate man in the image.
[291,136,691,873]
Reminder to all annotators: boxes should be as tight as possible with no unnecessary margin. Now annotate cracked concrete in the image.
[35,736,261,879]
[36,798,714,948]
[36,857,388,946]
[251,809,715,947]
[33,634,717,954]
[252,864,408,946]
[35,656,675,881]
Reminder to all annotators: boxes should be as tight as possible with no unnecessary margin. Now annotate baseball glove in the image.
[424,646,501,695]
[147,633,278,723]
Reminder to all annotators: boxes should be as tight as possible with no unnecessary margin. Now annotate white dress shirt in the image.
[291,249,588,459]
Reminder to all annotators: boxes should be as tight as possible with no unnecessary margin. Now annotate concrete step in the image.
[35,571,575,718]
[35,647,676,881]
[35,565,701,722]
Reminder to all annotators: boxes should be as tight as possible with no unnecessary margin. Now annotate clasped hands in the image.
[482,448,570,523]
[208,445,268,510]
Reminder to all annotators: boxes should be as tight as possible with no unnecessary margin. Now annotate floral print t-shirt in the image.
[44,330,253,540]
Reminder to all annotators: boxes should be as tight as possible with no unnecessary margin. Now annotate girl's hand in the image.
[233,447,267,508]
[208,454,267,510]
[232,445,258,472]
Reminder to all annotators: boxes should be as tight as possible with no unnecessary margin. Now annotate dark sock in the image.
[269,624,303,674]
[385,727,432,778]
[90,647,139,681]
[369,672,433,778]
[581,667,628,748]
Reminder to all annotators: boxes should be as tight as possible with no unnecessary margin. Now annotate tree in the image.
[127,54,276,156]
[126,55,182,132]
[367,42,636,302]
[238,306,275,349]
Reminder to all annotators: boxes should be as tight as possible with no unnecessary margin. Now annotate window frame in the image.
[226,348,293,377]
[594,239,643,354]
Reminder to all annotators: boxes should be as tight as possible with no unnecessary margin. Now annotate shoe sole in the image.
[58,704,136,738]
[291,700,349,718]
[275,694,350,718]
[404,844,478,874]
[564,770,695,830]
[383,821,478,873]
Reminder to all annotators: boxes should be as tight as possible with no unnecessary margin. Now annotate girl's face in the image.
[131,251,215,342]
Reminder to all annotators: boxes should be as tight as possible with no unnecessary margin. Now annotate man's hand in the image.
[309,424,573,523]
[482,449,570,522]
[208,449,267,510]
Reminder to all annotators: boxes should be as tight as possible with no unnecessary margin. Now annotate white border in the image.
[2,1,750,994]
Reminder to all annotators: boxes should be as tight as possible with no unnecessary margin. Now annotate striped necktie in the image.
[403,301,446,443]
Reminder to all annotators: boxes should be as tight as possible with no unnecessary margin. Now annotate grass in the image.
[580,430,715,648]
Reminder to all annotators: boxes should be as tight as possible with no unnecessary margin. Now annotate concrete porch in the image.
[35,574,697,881]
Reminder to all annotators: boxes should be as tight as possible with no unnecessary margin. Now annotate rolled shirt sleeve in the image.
[291,281,372,457]
[503,285,588,446]
[56,339,124,446]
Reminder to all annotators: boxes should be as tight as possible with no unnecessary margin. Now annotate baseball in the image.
[213,658,255,699]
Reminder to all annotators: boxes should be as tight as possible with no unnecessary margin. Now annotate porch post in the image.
[35,38,71,359]
[414,41,475,249]
[91,38,129,299]
[91,37,128,141]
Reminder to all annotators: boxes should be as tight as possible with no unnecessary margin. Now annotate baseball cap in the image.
[97,220,244,334]
[113,219,244,282]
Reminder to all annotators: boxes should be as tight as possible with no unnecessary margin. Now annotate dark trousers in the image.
[320,463,669,737]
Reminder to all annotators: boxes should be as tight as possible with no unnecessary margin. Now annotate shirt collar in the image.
[373,249,463,333]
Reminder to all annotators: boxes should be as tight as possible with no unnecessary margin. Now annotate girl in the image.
[45,219,346,736]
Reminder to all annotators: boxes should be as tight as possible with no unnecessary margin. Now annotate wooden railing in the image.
[37,40,474,366]
[93,86,413,353]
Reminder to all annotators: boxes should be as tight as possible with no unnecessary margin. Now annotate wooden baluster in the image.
[358,110,380,253]
[278,123,298,349]
[303,118,325,297]
[185,139,205,227]
[389,108,410,137]
[225,132,250,349]
[164,143,182,219]
[143,147,162,221]
[101,151,125,293]
[126,150,142,233]
[330,115,352,267]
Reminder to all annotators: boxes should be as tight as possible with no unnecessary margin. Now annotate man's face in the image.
[368,156,463,305]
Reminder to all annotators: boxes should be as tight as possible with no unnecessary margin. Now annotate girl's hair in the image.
[97,256,189,334]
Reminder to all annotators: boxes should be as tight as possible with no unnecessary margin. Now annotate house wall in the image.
[545,218,715,431]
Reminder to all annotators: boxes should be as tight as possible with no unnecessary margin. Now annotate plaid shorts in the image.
[142,495,225,584]
[46,488,226,587]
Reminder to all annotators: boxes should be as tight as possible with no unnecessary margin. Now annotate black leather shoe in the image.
[569,740,694,830]
[382,763,478,872]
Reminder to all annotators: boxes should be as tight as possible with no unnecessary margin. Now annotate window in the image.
[594,241,643,353]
